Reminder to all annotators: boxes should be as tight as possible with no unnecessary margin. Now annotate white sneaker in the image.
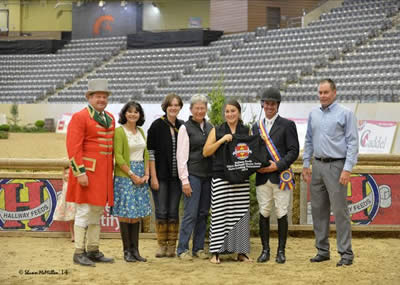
[178,251,193,260]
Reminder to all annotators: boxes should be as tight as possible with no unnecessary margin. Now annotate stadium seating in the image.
[48,45,230,103]
[285,0,400,103]
[0,0,399,104]
[0,36,126,103]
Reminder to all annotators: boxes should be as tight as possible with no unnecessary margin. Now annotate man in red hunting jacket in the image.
[66,79,115,267]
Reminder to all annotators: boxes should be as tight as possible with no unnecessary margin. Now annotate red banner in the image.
[306,174,400,225]
[0,178,119,232]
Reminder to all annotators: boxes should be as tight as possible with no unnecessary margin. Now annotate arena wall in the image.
[0,1,21,36]
[1,0,210,38]
[210,0,248,33]
[247,0,320,31]
[143,0,210,31]
[0,0,71,36]
[21,0,72,32]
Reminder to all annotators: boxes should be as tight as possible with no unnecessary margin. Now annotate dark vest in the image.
[185,116,213,177]
[213,122,250,179]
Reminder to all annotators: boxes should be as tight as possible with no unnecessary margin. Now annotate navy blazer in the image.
[252,115,300,186]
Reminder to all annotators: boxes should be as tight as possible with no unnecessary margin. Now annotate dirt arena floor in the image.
[0,133,67,159]
[1,134,400,284]
[0,236,399,285]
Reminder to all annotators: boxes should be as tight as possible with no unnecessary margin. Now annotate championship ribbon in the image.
[258,120,295,190]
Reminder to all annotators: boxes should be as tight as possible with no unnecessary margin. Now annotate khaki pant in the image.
[75,203,104,227]
[256,180,291,219]
[74,204,104,254]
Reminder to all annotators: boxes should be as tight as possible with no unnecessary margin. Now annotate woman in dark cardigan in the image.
[147,93,184,258]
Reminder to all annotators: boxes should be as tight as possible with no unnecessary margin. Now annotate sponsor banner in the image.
[288,118,397,153]
[72,2,138,39]
[0,179,119,232]
[56,113,72,134]
[101,205,120,233]
[358,120,397,154]
[306,174,400,225]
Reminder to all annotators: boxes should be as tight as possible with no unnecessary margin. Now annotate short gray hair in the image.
[190,94,208,109]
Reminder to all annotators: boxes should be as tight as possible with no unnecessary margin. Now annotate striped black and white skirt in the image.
[209,177,251,254]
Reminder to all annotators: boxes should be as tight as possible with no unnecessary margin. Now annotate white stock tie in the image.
[267,120,273,132]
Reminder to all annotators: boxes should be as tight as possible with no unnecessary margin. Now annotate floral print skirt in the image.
[111,161,152,219]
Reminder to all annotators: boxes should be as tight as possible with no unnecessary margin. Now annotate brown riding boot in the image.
[155,220,168,258]
[166,221,179,257]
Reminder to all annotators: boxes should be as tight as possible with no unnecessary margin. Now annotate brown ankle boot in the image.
[166,221,179,257]
[155,220,168,258]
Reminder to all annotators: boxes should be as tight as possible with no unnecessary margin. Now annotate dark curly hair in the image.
[118,101,145,126]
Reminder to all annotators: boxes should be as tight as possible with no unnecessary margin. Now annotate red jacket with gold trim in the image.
[66,106,115,207]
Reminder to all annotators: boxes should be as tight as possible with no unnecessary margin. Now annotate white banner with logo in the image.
[287,118,397,153]
[56,113,73,134]
[358,120,397,154]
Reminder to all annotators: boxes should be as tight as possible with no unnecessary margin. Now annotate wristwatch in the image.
[128,170,134,176]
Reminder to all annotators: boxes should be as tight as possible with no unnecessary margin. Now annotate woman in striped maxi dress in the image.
[203,100,252,264]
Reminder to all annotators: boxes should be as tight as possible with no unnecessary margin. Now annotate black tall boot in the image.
[276,215,288,264]
[120,222,136,262]
[130,222,147,262]
[257,214,270,263]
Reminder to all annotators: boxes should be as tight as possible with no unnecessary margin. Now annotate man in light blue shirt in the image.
[302,79,358,267]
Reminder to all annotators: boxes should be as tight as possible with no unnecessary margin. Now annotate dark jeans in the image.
[151,178,182,222]
[177,175,211,255]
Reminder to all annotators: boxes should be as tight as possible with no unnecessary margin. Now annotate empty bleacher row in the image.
[49,45,229,103]
[0,36,126,103]
[281,0,400,102]
[286,29,400,103]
